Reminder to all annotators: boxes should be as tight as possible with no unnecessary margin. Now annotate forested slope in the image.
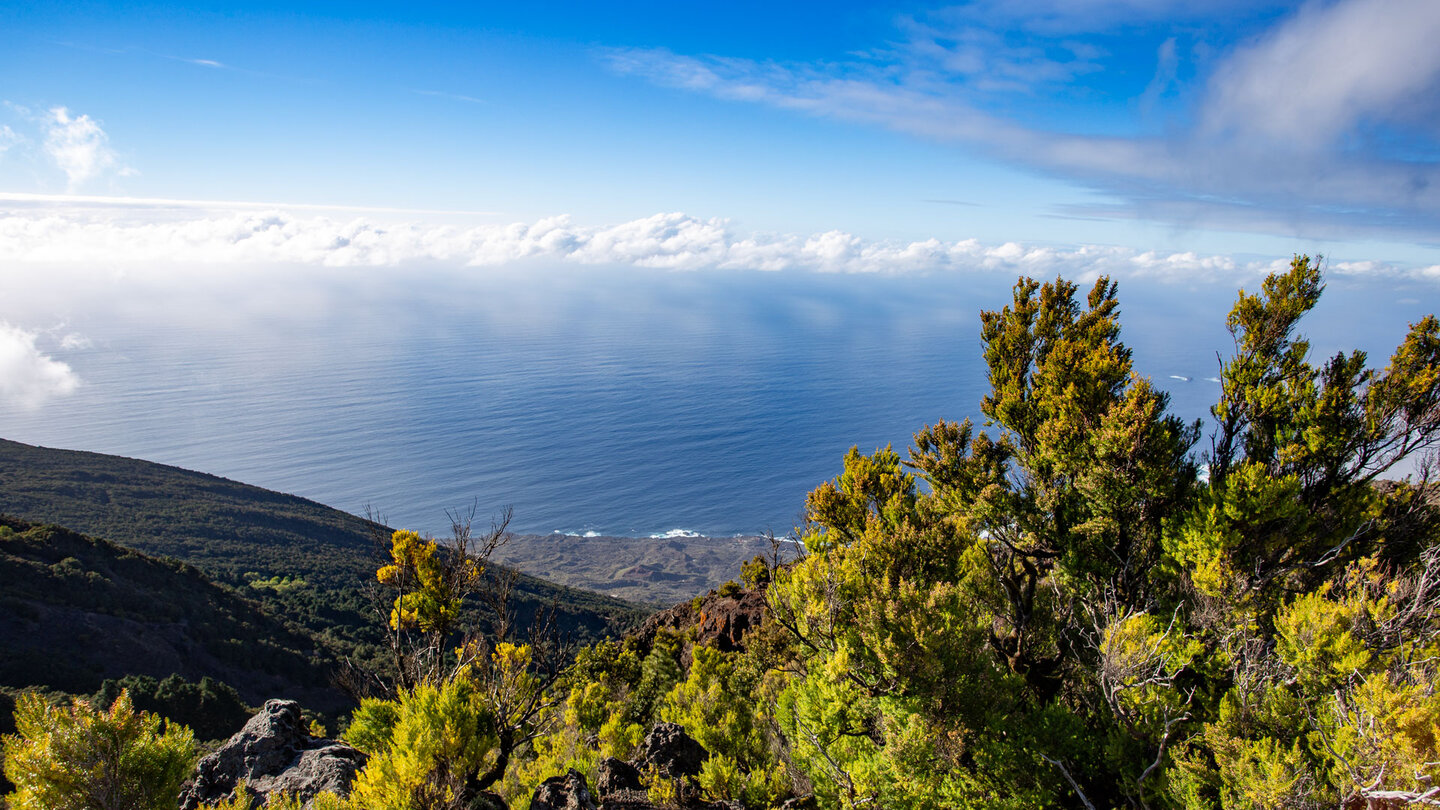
[0,515,344,713]
[0,439,648,658]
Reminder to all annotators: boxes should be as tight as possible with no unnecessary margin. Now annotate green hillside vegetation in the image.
[0,442,380,590]
[0,441,648,666]
[6,256,1439,810]
[0,515,344,716]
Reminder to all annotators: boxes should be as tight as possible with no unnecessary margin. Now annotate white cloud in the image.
[895,18,1106,93]
[1202,0,1440,149]
[1138,37,1179,114]
[0,323,80,409]
[0,125,21,157]
[0,201,1428,284]
[412,89,485,104]
[601,46,1023,145]
[43,107,131,188]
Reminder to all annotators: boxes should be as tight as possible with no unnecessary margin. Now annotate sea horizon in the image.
[4,263,1430,541]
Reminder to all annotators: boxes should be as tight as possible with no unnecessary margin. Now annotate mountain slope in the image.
[0,515,345,713]
[0,439,648,653]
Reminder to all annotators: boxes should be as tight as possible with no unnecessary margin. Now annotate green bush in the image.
[344,676,498,810]
[94,674,251,742]
[2,690,195,810]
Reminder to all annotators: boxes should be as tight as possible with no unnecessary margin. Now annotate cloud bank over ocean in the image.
[0,322,80,409]
[3,198,1436,283]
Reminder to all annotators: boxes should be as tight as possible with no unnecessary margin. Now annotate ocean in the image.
[3,263,1430,538]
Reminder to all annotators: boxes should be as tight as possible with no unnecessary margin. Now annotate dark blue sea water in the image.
[3,264,1431,538]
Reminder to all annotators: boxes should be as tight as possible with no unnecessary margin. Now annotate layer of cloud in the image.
[42,107,132,188]
[0,323,81,409]
[5,202,1433,284]
[602,0,1440,243]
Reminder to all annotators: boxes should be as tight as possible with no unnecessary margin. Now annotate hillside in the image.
[0,439,648,657]
[0,515,344,713]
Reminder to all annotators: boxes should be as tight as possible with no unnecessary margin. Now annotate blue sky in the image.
[3,0,1440,267]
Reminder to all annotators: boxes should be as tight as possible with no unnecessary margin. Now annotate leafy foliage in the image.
[92,674,250,743]
[379,530,477,638]
[660,646,788,806]
[1173,258,1440,609]
[754,257,1439,809]
[192,780,346,810]
[2,690,195,810]
[345,675,498,810]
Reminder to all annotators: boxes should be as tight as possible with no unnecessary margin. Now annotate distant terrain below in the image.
[493,533,786,605]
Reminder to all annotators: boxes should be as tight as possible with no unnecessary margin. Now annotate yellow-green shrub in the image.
[2,690,195,810]
[344,677,497,810]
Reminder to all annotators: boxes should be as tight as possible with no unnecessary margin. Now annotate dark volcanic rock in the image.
[596,756,645,800]
[530,768,597,810]
[693,589,767,653]
[179,699,364,809]
[640,722,709,779]
[471,791,507,810]
[632,587,768,665]
[633,599,698,652]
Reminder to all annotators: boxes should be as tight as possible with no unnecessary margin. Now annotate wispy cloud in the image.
[48,39,310,85]
[892,14,1107,94]
[0,191,498,216]
[0,124,21,157]
[1137,37,1178,115]
[924,0,1287,35]
[42,107,133,188]
[2,202,1433,283]
[411,89,485,104]
[0,322,81,410]
[601,0,1440,243]
[59,333,92,350]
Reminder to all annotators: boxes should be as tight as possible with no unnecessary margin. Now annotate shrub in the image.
[2,690,196,810]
